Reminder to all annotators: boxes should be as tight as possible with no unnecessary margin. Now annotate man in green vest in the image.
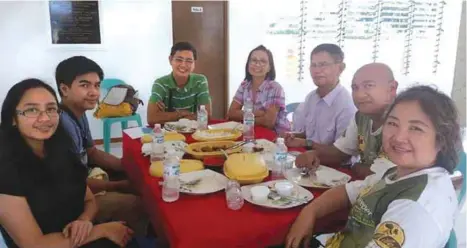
[295,63,398,179]
[147,42,212,125]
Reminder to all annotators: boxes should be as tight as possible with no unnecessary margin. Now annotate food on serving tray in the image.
[191,129,242,141]
[224,153,269,184]
[252,146,264,153]
[186,141,242,159]
[149,159,204,177]
[140,132,186,143]
[193,145,229,153]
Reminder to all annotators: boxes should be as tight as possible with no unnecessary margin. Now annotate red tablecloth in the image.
[122,121,350,248]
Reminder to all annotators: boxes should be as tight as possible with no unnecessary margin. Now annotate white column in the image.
[452,1,466,129]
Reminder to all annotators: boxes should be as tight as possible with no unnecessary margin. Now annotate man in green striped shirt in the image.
[147,42,212,125]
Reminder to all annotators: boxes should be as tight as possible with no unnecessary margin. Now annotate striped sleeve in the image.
[196,76,211,105]
[233,83,246,105]
[149,80,167,103]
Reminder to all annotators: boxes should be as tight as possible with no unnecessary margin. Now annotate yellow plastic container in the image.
[149,159,204,177]
[191,129,242,141]
[141,132,186,144]
[185,141,242,159]
[165,132,186,141]
[223,153,269,184]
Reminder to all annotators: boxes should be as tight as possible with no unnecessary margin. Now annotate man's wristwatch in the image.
[305,139,313,150]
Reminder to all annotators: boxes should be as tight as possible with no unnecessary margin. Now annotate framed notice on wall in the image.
[49,1,101,45]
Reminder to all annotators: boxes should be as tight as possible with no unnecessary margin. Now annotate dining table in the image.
[121,120,352,248]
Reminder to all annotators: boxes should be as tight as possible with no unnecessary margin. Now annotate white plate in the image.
[179,169,228,195]
[241,180,313,209]
[208,121,243,130]
[251,139,276,153]
[164,121,197,133]
[141,141,187,158]
[284,166,351,188]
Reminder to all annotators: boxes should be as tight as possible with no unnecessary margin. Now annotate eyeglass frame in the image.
[249,58,269,66]
[172,56,195,65]
[16,108,62,118]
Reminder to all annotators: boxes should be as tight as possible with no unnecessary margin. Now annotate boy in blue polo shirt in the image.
[56,56,148,236]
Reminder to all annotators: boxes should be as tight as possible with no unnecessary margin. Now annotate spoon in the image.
[300,167,310,177]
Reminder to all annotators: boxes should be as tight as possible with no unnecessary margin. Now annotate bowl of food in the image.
[274,181,294,197]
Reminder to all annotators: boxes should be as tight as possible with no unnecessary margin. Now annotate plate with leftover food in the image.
[164,119,198,133]
[284,166,351,188]
[178,169,228,195]
[241,180,313,209]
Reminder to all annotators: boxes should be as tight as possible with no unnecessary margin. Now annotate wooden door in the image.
[172,1,228,118]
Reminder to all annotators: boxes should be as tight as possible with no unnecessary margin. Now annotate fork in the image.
[224,141,246,151]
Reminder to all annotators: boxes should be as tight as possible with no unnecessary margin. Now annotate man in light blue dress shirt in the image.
[287,44,356,148]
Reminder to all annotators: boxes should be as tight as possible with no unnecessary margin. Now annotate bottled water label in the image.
[154,135,164,144]
[244,119,254,126]
[198,115,207,122]
[274,152,287,163]
[164,164,180,177]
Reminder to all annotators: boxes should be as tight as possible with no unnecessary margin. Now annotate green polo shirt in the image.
[149,73,211,113]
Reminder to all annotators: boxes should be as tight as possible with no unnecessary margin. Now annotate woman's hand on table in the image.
[62,220,93,247]
[253,110,266,117]
[285,209,316,248]
[295,151,320,170]
[101,221,134,247]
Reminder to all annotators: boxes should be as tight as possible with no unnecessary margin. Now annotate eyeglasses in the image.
[249,58,269,66]
[310,61,339,69]
[16,108,62,118]
[173,56,194,65]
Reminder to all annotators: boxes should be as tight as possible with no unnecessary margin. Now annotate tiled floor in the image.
[99,142,467,247]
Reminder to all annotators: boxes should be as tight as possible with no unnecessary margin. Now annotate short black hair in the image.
[311,43,344,63]
[244,45,276,81]
[384,85,462,173]
[55,56,104,96]
[170,42,198,60]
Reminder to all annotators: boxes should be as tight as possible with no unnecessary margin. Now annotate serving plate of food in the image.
[191,128,242,141]
[185,141,242,159]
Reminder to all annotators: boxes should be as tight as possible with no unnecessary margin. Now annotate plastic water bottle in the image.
[243,108,255,142]
[151,124,164,162]
[225,180,244,210]
[244,97,253,112]
[197,105,208,130]
[272,138,288,180]
[162,149,180,202]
